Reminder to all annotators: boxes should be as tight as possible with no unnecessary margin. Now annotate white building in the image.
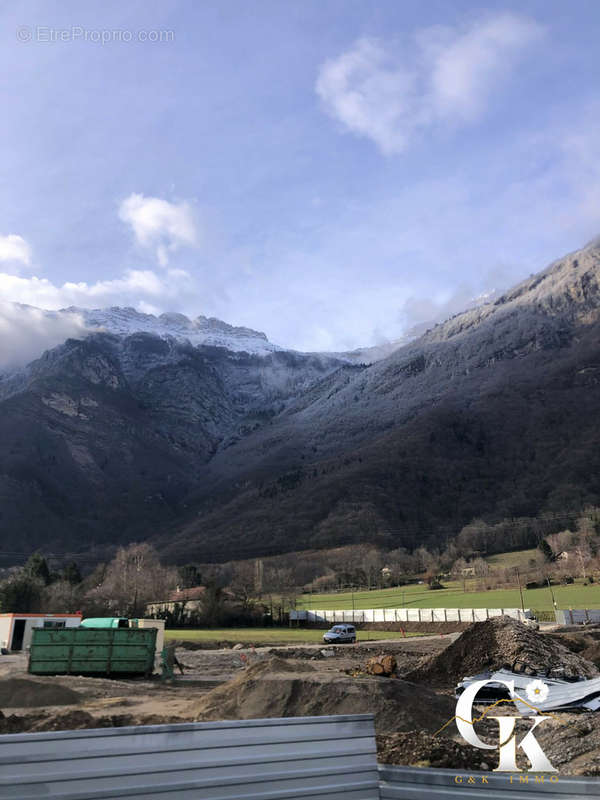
[0,613,82,651]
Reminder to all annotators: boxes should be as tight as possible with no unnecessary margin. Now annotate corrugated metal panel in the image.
[378,765,600,798]
[465,669,600,714]
[0,714,379,800]
[556,609,600,625]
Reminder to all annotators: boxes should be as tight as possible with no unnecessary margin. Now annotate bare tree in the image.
[262,565,299,619]
[471,557,490,577]
[575,544,592,581]
[42,580,82,614]
[228,561,257,611]
[86,543,177,617]
[362,548,384,590]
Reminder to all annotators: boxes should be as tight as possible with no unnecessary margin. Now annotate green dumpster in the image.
[28,626,157,676]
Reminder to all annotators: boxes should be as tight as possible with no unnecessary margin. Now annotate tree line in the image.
[1,506,599,623]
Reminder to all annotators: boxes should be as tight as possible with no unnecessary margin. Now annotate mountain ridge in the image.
[1,237,599,563]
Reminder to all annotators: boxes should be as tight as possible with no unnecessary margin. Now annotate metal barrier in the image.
[555,609,600,625]
[378,765,600,798]
[0,714,380,800]
[3,715,599,799]
[291,608,531,624]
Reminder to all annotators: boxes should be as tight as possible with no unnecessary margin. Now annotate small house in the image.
[146,586,207,620]
[0,613,82,652]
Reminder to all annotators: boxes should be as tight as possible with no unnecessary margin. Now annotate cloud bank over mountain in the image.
[0,302,87,371]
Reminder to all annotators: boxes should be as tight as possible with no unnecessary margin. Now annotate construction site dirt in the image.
[2,621,600,775]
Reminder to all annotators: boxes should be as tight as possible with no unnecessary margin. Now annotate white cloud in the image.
[424,15,544,121]
[0,267,194,313]
[316,14,544,154]
[0,266,198,368]
[0,302,87,371]
[118,193,198,266]
[0,234,32,267]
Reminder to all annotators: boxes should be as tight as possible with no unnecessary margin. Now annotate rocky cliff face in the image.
[0,329,350,557]
[1,239,600,562]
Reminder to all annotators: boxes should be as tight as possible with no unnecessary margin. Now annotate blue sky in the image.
[1,0,599,353]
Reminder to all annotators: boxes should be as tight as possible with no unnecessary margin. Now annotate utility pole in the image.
[515,568,525,612]
[546,576,557,610]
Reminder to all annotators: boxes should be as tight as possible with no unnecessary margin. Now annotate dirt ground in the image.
[2,622,600,775]
[0,634,453,730]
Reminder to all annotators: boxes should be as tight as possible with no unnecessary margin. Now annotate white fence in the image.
[290,607,532,624]
[555,609,600,625]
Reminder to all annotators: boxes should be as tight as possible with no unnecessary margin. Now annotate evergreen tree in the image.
[24,552,51,585]
[538,538,555,563]
[62,561,82,585]
[0,573,44,612]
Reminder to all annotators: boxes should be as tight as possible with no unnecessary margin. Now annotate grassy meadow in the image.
[164,627,422,644]
[296,578,600,612]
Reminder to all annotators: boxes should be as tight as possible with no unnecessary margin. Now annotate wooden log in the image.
[381,654,397,675]
[365,654,397,676]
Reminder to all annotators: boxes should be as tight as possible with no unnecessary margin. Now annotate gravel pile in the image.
[407,616,598,686]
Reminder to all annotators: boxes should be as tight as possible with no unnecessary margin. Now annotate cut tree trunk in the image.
[365,654,397,676]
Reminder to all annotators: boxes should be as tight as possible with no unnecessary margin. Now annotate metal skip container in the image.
[28,626,157,677]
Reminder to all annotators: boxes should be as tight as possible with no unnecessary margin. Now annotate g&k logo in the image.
[455,677,557,773]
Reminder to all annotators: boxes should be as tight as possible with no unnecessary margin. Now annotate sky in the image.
[1,0,600,355]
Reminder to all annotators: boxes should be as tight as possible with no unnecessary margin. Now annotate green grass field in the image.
[486,548,539,568]
[164,628,422,644]
[297,579,600,612]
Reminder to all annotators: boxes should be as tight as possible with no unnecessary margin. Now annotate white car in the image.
[323,624,356,644]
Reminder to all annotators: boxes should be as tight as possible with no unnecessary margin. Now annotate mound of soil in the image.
[407,617,598,687]
[532,713,600,776]
[0,678,82,709]
[31,711,188,732]
[0,710,33,734]
[582,643,600,669]
[377,731,487,770]
[361,622,471,635]
[0,709,188,734]
[193,656,454,733]
[548,632,600,670]
[242,656,317,674]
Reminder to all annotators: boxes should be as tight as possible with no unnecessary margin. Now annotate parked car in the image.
[323,624,356,644]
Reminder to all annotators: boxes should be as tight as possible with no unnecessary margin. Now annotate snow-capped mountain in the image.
[61,306,282,357]
[1,238,600,561]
